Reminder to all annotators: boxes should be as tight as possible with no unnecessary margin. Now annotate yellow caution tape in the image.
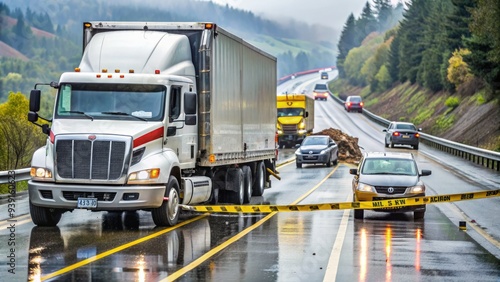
[180,189,500,213]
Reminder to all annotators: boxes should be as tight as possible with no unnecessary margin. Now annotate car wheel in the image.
[326,155,332,167]
[333,153,338,165]
[296,162,302,168]
[414,144,419,150]
[414,211,425,220]
[354,209,364,219]
[384,140,389,148]
[390,139,395,148]
[359,110,363,113]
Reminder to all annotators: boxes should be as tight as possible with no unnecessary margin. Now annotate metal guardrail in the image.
[331,94,500,171]
[0,168,31,184]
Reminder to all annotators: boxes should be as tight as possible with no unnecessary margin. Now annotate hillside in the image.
[333,80,500,151]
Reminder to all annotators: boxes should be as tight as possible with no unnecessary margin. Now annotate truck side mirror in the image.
[184,92,197,115]
[28,112,39,122]
[305,111,309,118]
[30,89,41,112]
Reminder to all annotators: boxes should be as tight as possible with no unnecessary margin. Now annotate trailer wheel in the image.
[242,166,253,203]
[227,168,244,205]
[29,201,62,226]
[152,176,180,226]
[252,161,265,196]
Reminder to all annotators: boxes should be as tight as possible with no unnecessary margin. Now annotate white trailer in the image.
[27,22,278,226]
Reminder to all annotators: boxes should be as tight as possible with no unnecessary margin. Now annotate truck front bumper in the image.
[28,180,166,210]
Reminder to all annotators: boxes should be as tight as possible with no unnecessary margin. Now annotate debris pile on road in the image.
[313,128,362,163]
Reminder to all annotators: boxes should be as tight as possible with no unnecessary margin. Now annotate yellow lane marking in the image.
[163,212,277,282]
[164,165,341,281]
[40,214,209,281]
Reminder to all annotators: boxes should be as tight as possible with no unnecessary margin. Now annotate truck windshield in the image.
[55,83,166,121]
[277,108,304,117]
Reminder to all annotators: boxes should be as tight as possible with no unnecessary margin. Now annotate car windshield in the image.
[314,84,327,90]
[277,108,304,117]
[55,83,166,121]
[349,96,361,102]
[361,158,417,176]
[395,123,417,130]
[303,137,328,146]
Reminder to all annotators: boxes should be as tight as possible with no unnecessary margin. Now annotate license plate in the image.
[77,198,98,208]
[402,135,410,138]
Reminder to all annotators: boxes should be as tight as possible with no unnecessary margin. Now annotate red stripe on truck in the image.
[133,127,164,148]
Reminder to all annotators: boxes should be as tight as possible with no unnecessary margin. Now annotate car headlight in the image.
[128,168,160,184]
[357,183,376,192]
[295,149,302,156]
[30,167,52,180]
[409,181,425,193]
[320,149,329,155]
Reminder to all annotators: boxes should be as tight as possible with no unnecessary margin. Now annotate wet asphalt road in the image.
[0,72,499,281]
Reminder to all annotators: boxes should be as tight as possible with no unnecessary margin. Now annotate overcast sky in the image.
[210,0,403,31]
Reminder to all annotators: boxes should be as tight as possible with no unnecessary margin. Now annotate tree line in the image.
[337,0,500,96]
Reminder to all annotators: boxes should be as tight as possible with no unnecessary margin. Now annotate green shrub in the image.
[445,96,460,108]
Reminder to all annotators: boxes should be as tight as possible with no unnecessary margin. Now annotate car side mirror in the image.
[418,128,422,131]
[349,168,358,175]
[420,170,432,176]
[382,129,387,132]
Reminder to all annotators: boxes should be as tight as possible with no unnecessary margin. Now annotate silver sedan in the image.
[295,135,339,168]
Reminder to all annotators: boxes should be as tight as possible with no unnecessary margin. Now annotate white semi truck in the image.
[27,22,278,227]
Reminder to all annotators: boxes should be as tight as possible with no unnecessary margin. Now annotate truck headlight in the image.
[30,167,52,179]
[128,168,160,183]
[298,121,305,130]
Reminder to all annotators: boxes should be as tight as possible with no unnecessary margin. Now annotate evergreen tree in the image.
[336,13,358,78]
[356,2,377,43]
[397,0,428,83]
[373,0,393,32]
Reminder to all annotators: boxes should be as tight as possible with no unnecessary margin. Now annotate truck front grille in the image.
[55,135,131,181]
[282,124,297,133]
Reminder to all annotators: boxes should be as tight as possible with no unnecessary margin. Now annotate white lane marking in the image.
[323,193,352,281]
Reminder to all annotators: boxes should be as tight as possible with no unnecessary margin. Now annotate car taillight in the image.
[347,102,352,106]
[360,102,364,107]
[393,132,400,136]
[415,133,420,138]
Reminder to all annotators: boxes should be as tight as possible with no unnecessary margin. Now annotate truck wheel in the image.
[252,161,265,196]
[29,201,62,226]
[227,168,244,205]
[242,166,253,204]
[152,176,180,226]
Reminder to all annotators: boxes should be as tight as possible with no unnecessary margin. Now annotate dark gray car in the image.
[383,121,421,150]
[295,135,338,168]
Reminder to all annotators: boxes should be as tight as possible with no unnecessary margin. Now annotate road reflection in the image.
[354,217,425,282]
[27,211,265,281]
